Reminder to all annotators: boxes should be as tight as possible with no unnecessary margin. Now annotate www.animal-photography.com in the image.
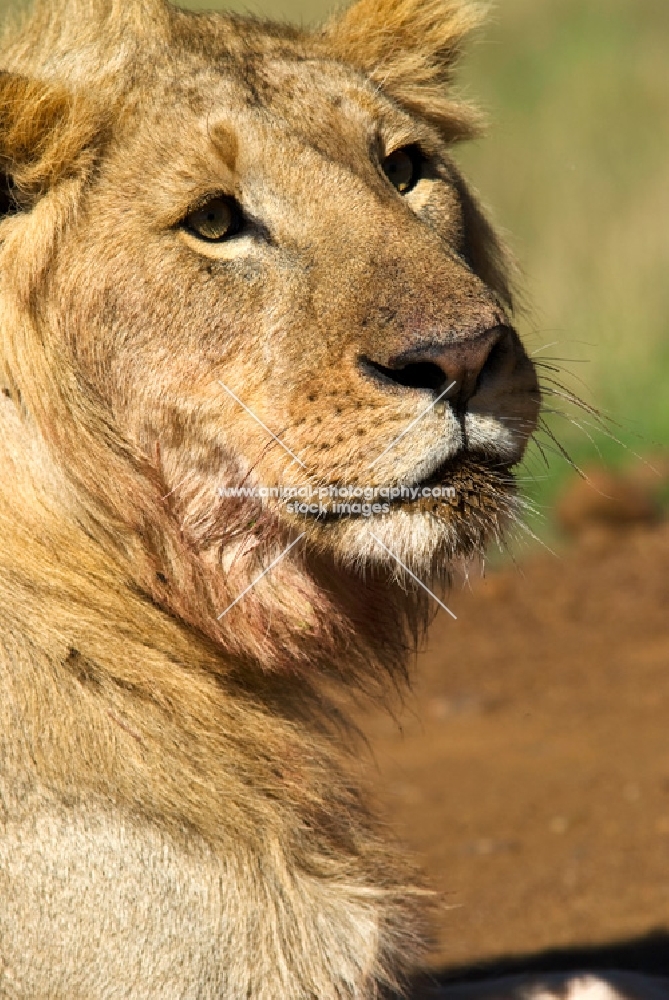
[0,0,667,998]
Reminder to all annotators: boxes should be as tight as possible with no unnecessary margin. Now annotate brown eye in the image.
[184,196,241,242]
[382,146,422,195]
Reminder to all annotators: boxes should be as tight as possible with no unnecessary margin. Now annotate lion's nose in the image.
[359,325,511,411]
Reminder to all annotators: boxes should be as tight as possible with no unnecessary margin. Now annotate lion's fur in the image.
[325,0,487,140]
[0,0,539,996]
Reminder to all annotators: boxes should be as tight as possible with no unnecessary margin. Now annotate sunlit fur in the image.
[0,1,538,997]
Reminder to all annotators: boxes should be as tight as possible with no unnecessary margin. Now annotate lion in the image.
[0,0,660,998]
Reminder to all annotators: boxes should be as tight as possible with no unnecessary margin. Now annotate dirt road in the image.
[362,516,669,979]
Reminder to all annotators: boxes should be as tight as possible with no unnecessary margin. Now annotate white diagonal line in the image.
[368,381,457,469]
[368,532,457,620]
[217,533,306,620]
[161,471,194,501]
[216,379,306,468]
[530,341,559,356]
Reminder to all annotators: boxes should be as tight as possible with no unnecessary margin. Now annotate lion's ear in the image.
[0,72,99,215]
[324,0,485,140]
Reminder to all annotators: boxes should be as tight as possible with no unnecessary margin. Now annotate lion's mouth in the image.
[284,454,517,524]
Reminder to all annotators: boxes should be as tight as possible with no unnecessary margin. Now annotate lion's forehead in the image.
[137,54,389,143]
[66,12,376,121]
[106,56,415,206]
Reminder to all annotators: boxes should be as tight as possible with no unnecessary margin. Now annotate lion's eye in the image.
[183,196,241,242]
[382,146,421,195]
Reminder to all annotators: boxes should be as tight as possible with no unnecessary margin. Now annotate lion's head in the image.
[0,0,539,678]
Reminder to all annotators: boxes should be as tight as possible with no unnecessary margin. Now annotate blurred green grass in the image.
[454,0,669,532]
[4,0,668,534]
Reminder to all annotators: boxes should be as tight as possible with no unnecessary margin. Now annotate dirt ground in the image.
[360,504,669,981]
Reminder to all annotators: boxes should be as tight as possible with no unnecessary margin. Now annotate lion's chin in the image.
[293,461,520,581]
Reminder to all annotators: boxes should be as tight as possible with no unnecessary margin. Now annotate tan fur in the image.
[324,0,487,139]
[0,1,539,996]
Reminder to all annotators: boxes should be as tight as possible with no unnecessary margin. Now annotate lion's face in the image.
[3,1,539,587]
[47,26,537,575]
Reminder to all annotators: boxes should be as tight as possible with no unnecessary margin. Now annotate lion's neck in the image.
[0,396,414,814]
